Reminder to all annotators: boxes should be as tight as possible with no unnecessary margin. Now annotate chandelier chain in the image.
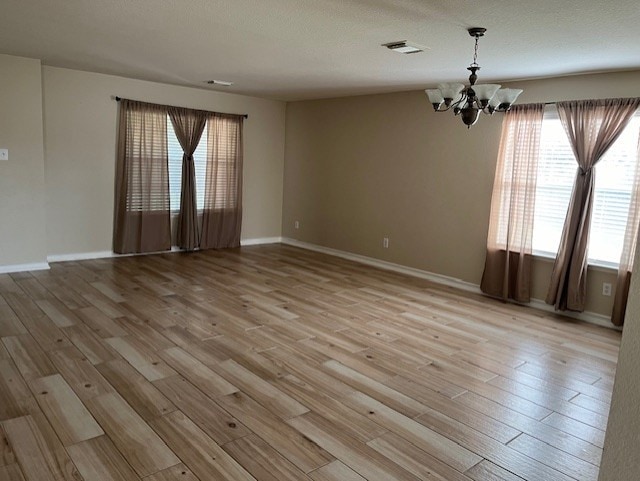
[471,35,479,67]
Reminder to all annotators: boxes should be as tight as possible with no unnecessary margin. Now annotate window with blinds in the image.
[166,115,240,213]
[533,110,640,265]
[167,117,208,212]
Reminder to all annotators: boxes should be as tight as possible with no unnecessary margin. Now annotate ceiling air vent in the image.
[382,41,426,54]
[206,80,234,86]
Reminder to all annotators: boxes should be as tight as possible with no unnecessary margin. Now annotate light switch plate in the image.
[0,149,8,161]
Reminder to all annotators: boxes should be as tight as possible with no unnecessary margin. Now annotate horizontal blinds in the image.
[532,118,576,254]
[532,113,640,264]
[590,117,639,264]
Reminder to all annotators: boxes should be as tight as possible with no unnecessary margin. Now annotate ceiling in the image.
[1,0,639,101]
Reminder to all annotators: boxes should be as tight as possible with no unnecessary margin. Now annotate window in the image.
[533,110,640,266]
[115,98,243,253]
[166,116,240,212]
[167,116,208,212]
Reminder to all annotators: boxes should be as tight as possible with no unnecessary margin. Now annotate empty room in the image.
[1,1,639,480]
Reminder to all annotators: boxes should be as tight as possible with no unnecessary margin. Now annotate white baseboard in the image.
[281,237,617,330]
[48,248,187,263]
[46,238,284,264]
[281,238,480,292]
[0,262,50,274]
[47,251,114,263]
[241,237,283,246]
[528,298,618,330]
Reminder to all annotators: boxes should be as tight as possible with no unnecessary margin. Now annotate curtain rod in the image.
[114,96,248,119]
[536,97,640,106]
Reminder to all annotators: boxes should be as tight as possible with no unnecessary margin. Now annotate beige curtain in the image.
[200,114,244,249]
[113,99,171,254]
[546,98,640,311]
[612,130,640,326]
[481,104,545,302]
[168,107,207,251]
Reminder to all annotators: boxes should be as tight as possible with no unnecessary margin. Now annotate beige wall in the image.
[282,70,640,317]
[599,235,640,480]
[0,55,48,268]
[42,67,286,257]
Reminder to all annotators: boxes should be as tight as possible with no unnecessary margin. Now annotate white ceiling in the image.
[1,0,639,101]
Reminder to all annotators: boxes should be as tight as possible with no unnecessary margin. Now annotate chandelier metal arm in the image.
[432,92,505,113]
[432,92,467,113]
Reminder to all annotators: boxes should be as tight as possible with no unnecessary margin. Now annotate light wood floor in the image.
[0,244,621,481]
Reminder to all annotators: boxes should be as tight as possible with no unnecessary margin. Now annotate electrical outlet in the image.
[602,282,612,296]
[383,237,389,249]
[0,149,8,161]
[294,220,300,229]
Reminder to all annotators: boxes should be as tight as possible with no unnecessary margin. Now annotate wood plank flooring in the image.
[0,244,621,480]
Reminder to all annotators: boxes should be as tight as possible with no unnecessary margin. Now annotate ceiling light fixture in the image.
[425,28,522,128]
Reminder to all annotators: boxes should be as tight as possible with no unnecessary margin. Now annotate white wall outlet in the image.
[383,237,389,249]
[603,282,612,296]
[294,220,300,229]
[0,149,8,161]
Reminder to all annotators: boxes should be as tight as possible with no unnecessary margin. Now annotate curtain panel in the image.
[546,98,640,312]
[481,103,546,302]
[612,130,640,326]
[200,113,244,249]
[168,107,207,251]
[113,99,172,254]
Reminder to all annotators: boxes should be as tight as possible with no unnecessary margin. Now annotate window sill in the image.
[532,251,618,273]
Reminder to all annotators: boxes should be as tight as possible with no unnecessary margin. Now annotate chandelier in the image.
[425,28,522,127]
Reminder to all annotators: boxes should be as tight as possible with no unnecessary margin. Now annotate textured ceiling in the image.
[1,0,639,100]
